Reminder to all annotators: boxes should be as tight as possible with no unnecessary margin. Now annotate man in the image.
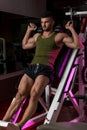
[2,12,83,129]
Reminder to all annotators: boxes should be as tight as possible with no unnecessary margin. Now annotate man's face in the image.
[41,17,54,31]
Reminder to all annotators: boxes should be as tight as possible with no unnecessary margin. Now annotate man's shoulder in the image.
[55,32,66,37]
[34,33,41,38]
[33,33,41,42]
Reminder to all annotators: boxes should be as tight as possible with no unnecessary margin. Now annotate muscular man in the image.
[2,12,83,129]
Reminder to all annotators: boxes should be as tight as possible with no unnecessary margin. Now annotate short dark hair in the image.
[41,11,54,19]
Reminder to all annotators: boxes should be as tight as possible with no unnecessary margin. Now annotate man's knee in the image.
[30,89,39,101]
[15,92,26,102]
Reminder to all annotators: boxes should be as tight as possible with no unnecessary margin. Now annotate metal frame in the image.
[0,38,6,74]
[65,11,87,16]
[44,48,86,124]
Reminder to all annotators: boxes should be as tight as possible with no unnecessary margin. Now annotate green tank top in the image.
[31,32,61,68]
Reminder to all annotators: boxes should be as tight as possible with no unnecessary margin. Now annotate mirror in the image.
[0,11,39,75]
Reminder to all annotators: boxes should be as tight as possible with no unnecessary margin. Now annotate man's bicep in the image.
[27,33,40,49]
[63,36,73,44]
[27,38,36,48]
[23,38,36,49]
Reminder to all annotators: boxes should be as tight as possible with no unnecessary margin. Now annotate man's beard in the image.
[42,25,52,31]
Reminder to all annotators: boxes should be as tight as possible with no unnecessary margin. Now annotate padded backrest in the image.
[54,45,73,78]
[51,46,73,88]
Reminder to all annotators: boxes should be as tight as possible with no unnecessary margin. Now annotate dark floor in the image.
[0,97,87,130]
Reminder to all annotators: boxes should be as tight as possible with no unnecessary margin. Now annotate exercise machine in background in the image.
[0,38,6,74]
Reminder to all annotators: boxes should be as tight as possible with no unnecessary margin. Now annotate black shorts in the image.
[24,64,54,81]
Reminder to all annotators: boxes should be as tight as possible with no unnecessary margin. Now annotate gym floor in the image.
[0,96,87,130]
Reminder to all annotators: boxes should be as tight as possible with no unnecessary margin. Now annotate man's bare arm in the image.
[22,23,40,49]
[63,21,83,49]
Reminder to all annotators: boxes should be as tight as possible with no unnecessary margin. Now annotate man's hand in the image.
[65,21,74,30]
[27,23,37,31]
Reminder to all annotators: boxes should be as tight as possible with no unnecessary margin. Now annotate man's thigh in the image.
[30,75,49,98]
[18,74,34,96]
